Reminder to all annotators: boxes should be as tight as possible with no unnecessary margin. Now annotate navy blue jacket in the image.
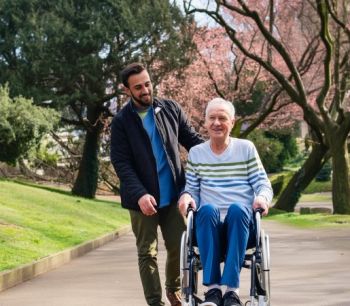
[110,97,203,211]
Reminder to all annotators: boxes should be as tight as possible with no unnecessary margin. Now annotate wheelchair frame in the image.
[180,208,271,306]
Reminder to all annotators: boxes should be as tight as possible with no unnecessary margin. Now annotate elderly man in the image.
[178,98,273,306]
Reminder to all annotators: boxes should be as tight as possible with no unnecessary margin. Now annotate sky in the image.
[174,0,216,26]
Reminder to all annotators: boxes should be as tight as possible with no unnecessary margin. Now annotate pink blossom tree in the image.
[158,26,298,137]
[183,0,350,214]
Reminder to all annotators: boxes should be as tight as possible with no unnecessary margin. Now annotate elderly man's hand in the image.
[253,196,269,216]
[178,193,196,216]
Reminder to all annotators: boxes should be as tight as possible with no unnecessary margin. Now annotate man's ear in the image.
[123,85,131,96]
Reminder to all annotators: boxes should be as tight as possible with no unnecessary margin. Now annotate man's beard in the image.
[131,92,153,108]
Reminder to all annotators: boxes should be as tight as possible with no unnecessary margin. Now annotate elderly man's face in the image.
[205,106,235,141]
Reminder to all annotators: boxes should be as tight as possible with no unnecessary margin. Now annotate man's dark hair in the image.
[120,62,146,88]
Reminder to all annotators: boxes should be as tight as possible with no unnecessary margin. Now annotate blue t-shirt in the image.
[142,107,176,208]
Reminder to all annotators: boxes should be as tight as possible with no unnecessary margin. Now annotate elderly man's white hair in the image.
[205,97,235,120]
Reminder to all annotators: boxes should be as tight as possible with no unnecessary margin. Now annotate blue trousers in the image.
[195,203,253,288]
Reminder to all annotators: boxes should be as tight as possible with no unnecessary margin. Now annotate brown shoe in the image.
[166,289,181,306]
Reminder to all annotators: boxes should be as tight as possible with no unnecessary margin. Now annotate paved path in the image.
[0,220,350,306]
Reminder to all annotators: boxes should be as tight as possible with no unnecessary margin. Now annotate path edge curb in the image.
[0,225,131,292]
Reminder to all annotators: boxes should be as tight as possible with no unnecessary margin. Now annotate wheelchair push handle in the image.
[254,208,264,247]
[254,207,265,216]
[186,206,196,217]
[187,206,195,212]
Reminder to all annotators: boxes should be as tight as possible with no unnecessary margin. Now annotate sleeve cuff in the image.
[179,190,193,198]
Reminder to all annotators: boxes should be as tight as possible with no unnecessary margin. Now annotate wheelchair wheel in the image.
[180,232,190,298]
[180,231,198,306]
[258,229,271,306]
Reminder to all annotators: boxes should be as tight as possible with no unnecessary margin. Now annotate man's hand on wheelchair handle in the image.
[178,192,197,216]
[253,195,269,216]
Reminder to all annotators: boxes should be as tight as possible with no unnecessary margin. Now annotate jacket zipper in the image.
[154,107,179,194]
[133,110,160,201]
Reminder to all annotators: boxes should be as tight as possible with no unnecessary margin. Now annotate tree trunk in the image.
[72,107,102,198]
[331,142,350,214]
[274,142,329,212]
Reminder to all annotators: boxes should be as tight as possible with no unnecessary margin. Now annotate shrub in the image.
[247,130,284,173]
[265,130,299,164]
[0,85,59,164]
[315,160,332,182]
[36,147,60,167]
[247,129,300,173]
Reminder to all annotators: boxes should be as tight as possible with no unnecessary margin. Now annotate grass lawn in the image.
[268,172,350,228]
[299,192,332,202]
[0,179,130,272]
[303,179,332,194]
[266,211,350,228]
[269,188,350,228]
[271,191,332,206]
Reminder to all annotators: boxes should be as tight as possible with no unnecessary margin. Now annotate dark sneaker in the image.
[200,288,222,306]
[166,289,181,306]
[222,291,243,306]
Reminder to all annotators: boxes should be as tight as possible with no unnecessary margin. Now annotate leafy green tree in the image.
[0,85,59,164]
[0,0,195,197]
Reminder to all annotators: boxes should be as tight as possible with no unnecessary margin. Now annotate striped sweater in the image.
[184,137,273,216]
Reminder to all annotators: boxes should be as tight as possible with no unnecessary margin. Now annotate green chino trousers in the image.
[129,202,186,306]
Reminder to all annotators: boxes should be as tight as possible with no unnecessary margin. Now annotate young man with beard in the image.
[110,62,203,306]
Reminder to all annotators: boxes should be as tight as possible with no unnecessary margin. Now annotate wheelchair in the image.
[180,208,271,306]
